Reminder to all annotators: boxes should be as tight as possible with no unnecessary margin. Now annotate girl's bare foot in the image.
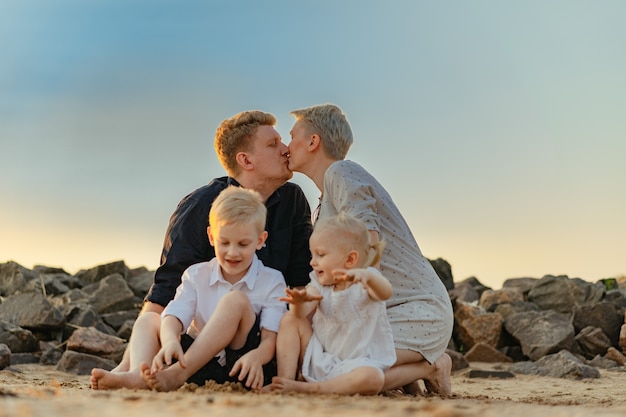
[268,376,314,393]
[140,362,187,392]
[423,352,452,396]
[90,368,148,390]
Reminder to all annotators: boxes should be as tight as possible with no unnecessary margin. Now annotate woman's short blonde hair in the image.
[209,186,267,233]
[214,110,277,176]
[290,104,353,160]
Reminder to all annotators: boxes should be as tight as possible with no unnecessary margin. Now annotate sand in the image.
[1,362,625,417]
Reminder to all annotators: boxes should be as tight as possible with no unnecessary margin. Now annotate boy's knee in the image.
[219,290,250,308]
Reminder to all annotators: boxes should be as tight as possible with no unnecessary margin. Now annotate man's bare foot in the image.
[140,362,187,392]
[423,353,452,396]
[90,368,148,390]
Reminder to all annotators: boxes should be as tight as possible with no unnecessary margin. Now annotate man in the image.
[92,110,312,389]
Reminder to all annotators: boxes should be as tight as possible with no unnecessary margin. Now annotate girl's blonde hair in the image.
[209,186,266,233]
[313,212,384,267]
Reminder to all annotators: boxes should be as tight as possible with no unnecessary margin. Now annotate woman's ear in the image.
[235,152,253,170]
[309,134,321,151]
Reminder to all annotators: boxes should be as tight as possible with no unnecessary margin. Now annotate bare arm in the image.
[151,315,185,371]
[333,268,392,301]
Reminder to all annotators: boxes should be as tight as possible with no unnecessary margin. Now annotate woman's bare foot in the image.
[402,380,424,396]
[90,368,148,390]
[423,353,452,396]
[140,362,187,392]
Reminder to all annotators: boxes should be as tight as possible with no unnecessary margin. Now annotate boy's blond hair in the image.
[209,186,267,233]
[290,104,353,160]
[313,213,384,267]
[214,110,277,177]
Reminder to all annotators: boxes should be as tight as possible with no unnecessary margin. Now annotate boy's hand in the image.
[151,340,185,373]
[279,287,322,304]
[229,349,265,391]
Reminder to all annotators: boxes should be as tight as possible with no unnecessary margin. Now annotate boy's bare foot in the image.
[90,368,148,390]
[140,362,187,392]
[423,352,452,396]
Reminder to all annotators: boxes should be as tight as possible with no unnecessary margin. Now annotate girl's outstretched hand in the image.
[332,268,370,288]
[279,287,323,304]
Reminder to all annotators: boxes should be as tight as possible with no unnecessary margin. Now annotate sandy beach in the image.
[2,362,625,417]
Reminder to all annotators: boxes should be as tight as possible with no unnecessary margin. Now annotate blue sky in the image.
[1,1,624,289]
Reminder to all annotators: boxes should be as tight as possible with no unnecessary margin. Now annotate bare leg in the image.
[111,302,165,373]
[91,311,162,390]
[142,291,256,392]
[275,312,313,379]
[382,349,452,396]
[270,367,384,395]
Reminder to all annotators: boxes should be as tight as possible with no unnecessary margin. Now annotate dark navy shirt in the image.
[146,177,313,307]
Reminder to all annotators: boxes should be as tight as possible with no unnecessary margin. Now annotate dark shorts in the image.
[180,315,277,387]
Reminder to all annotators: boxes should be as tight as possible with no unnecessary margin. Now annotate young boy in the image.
[91,186,287,391]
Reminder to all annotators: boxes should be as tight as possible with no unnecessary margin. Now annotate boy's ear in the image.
[207,226,215,246]
[256,231,269,250]
[345,250,359,268]
[235,152,253,171]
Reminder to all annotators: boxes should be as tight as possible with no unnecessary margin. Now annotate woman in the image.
[286,103,454,395]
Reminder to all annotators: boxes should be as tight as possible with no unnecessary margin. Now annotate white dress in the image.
[301,271,397,382]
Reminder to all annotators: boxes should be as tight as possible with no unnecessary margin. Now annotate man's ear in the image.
[345,250,359,268]
[257,231,269,250]
[207,226,215,246]
[236,152,253,170]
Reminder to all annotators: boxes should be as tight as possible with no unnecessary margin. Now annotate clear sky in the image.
[1,1,624,289]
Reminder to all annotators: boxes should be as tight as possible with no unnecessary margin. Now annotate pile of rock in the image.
[0,260,151,374]
[1,258,625,380]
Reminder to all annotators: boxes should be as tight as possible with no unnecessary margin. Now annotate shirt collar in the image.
[208,254,260,290]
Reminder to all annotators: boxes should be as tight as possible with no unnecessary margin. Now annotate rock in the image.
[493,301,539,320]
[100,310,140,331]
[0,343,11,369]
[55,350,117,375]
[574,326,612,358]
[606,346,626,366]
[572,302,622,346]
[501,277,538,299]
[479,288,525,312]
[462,369,515,379]
[446,349,469,372]
[454,302,503,350]
[464,343,512,363]
[127,269,154,298]
[510,350,600,379]
[429,258,454,291]
[0,321,39,353]
[0,293,65,331]
[81,274,136,314]
[527,275,604,314]
[66,327,126,357]
[504,310,576,361]
[75,260,130,284]
[620,322,626,353]
[0,261,39,296]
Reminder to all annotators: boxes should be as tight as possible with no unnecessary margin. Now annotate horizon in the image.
[2,1,624,290]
